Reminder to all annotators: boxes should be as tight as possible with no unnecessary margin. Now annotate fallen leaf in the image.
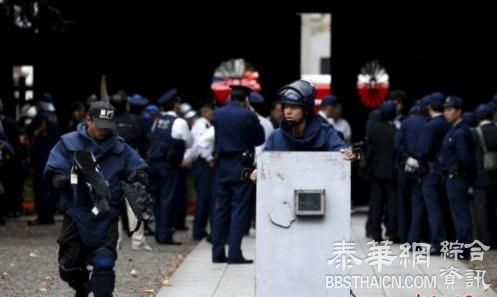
[130,269,138,277]
[144,289,154,293]
[44,276,53,281]
[29,252,38,257]
[162,279,170,287]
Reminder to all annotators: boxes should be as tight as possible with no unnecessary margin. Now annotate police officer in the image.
[471,104,497,248]
[438,96,475,256]
[318,95,337,126]
[416,92,452,253]
[394,98,428,244]
[67,101,86,132]
[149,89,193,245]
[187,102,216,241]
[211,85,265,264]
[44,101,149,297]
[27,93,60,225]
[318,95,346,142]
[110,91,152,251]
[0,128,15,225]
[365,101,398,242]
[268,99,283,129]
[248,92,274,157]
[127,93,150,158]
[0,98,24,218]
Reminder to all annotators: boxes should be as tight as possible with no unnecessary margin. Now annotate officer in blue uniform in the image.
[149,89,193,245]
[126,94,150,158]
[394,98,428,244]
[211,85,265,264]
[438,96,475,256]
[111,91,149,158]
[44,101,148,297]
[189,102,216,241]
[27,93,60,225]
[462,112,477,128]
[471,104,497,248]
[416,92,452,252]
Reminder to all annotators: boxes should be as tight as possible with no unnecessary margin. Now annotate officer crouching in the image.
[44,101,151,297]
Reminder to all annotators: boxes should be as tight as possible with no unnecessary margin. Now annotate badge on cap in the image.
[99,109,114,120]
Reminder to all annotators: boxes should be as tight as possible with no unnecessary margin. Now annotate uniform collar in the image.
[163,111,178,117]
[318,110,327,120]
[453,118,463,127]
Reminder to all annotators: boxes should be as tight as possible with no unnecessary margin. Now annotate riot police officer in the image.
[264,80,351,154]
[211,85,265,264]
[44,101,150,297]
[148,89,193,245]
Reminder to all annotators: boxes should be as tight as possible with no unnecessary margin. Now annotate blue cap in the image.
[420,95,431,108]
[409,105,419,115]
[158,88,179,106]
[474,104,491,121]
[379,100,397,121]
[128,94,150,107]
[462,112,477,127]
[488,100,497,112]
[249,92,265,104]
[430,92,445,109]
[230,85,252,101]
[443,96,463,109]
[145,104,159,114]
[321,95,338,107]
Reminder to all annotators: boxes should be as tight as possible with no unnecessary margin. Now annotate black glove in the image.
[121,181,154,221]
[125,170,148,186]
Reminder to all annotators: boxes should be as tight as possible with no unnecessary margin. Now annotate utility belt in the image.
[439,169,469,179]
[218,151,254,164]
[218,151,255,181]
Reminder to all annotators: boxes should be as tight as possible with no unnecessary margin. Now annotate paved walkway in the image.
[157,214,497,297]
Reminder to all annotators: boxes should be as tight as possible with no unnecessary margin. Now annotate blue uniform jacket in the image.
[214,102,265,182]
[44,123,147,246]
[394,115,428,162]
[264,116,346,152]
[436,120,475,175]
[416,115,451,165]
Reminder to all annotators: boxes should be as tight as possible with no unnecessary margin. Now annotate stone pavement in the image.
[157,214,497,297]
[0,215,196,297]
